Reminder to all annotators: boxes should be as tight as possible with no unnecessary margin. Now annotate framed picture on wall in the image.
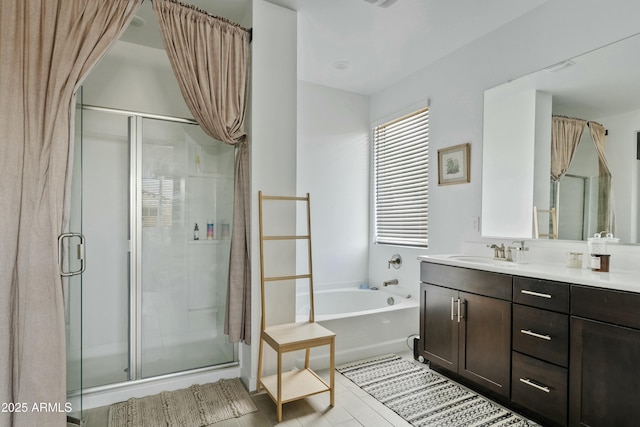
[438,143,470,185]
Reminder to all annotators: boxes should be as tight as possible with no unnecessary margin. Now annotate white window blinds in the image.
[374,107,429,247]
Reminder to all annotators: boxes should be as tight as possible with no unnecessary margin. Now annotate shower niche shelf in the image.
[186,173,233,245]
[188,239,230,245]
[188,172,230,179]
[186,139,234,247]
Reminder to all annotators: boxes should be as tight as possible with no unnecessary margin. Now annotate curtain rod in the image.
[144,0,252,43]
[554,115,608,136]
[586,121,609,136]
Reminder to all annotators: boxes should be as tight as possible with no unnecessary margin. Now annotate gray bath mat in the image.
[108,378,257,427]
[338,354,537,427]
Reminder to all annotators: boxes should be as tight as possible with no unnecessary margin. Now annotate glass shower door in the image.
[138,117,235,378]
[80,110,131,388]
[66,107,132,395]
[65,106,237,411]
[66,101,132,419]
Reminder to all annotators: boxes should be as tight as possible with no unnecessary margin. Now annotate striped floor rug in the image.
[338,355,537,427]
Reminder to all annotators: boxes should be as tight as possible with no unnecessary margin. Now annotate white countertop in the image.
[418,254,640,294]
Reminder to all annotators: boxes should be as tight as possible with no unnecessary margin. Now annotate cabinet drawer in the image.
[512,351,567,426]
[420,262,512,300]
[513,277,569,313]
[572,285,640,330]
[513,304,569,367]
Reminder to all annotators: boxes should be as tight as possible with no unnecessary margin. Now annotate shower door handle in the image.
[58,233,86,277]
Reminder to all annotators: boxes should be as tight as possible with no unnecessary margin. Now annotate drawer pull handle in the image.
[519,378,551,393]
[520,329,551,341]
[521,289,552,299]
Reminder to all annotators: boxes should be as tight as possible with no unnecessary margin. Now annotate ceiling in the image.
[120,0,548,95]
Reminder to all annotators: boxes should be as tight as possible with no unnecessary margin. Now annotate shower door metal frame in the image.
[129,114,141,382]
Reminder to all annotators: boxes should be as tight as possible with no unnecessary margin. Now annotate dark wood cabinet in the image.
[420,263,511,398]
[569,286,640,427]
[419,259,640,427]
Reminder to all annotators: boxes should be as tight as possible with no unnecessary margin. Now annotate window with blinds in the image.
[373,107,429,247]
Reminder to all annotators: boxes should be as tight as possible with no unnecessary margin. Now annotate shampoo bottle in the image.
[207,220,214,239]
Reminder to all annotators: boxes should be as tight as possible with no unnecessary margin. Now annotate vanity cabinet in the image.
[419,263,512,398]
[569,286,640,427]
[420,257,640,427]
[511,277,570,426]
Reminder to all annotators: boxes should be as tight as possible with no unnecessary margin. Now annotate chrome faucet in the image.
[487,241,526,262]
[383,279,399,287]
[487,243,506,259]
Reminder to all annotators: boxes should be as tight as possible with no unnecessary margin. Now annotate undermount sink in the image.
[448,255,515,265]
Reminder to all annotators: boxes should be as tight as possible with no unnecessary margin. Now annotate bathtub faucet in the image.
[383,279,399,287]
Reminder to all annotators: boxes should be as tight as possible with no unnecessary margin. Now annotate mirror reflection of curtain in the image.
[549,116,587,239]
[587,121,614,233]
[551,116,587,181]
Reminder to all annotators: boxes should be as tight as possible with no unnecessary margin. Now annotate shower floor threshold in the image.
[260,368,330,403]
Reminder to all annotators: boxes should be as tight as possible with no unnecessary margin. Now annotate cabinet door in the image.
[570,317,640,427]
[421,283,458,372]
[459,291,511,397]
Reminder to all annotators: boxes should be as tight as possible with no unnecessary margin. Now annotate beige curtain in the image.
[152,0,252,344]
[588,121,614,233]
[0,1,141,426]
[551,116,587,181]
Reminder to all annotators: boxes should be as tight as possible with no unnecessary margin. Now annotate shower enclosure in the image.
[64,98,237,418]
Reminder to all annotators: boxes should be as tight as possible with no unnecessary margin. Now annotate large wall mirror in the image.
[482,32,640,244]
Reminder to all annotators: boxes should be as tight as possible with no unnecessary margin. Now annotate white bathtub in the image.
[296,288,417,321]
[295,287,420,367]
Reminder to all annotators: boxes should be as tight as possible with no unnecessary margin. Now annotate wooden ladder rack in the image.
[256,191,335,422]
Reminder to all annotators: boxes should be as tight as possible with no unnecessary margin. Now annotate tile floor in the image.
[82,365,412,427]
[79,352,540,427]
[82,353,416,427]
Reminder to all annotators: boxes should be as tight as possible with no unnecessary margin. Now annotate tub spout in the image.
[383,279,399,287]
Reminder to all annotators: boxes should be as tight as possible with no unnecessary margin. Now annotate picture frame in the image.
[438,143,470,185]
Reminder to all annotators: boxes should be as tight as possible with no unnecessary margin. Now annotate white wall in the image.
[246,0,298,387]
[365,0,640,294]
[83,41,190,118]
[296,81,370,287]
